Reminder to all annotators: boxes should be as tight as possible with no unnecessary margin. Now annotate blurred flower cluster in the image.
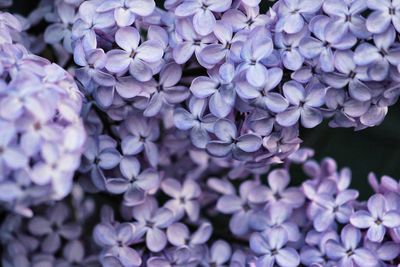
[0,10,85,216]
[3,147,400,267]
[0,0,400,266]
[1,184,100,267]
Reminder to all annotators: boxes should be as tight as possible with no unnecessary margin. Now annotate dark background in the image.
[9,0,400,199]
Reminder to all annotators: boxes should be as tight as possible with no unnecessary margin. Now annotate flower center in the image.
[242,203,250,212]
[34,122,41,131]
[389,7,396,15]
[201,3,209,10]
[346,249,354,256]
[274,192,282,200]
[290,9,300,14]
[246,19,255,26]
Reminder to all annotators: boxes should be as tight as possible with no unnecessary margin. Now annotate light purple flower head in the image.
[350,193,400,242]
[325,224,379,267]
[175,0,232,36]
[250,227,300,267]
[97,0,156,27]
[275,0,323,34]
[0,19,86,215]
[366,0,400,34]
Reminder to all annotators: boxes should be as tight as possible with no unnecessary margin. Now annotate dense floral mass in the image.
[0,0,400,266]
[0,11,85,216]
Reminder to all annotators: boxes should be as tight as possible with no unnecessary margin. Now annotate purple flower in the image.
[276,0,323,34]
[28,203,81,253]
[74,43,116,88]
[79,135,121,191]
[120,116,159,166]
[311,189,359,232]
[72,1,115,50]
[366,0,400,34]
[190,68,236,118]
[0,123,28,171]
[147,247,198,267]
[250,227,300,267]
[94,222,142,267]
[105,27,164,82]
[167,221,212,247]
[143,62,189,117]
[132,198,174,252]
[322,0,369,43]
[354,27,400,81]
[364,240,400,264]
[262,127,301,158]
[250,203,301,243]
[325,225,378,267]
[174,97,216,149]
[172,18,216,66]
[222,5,270,32]
[237,30,273,87]
[350,193,400,242]
[101,75,141,103]
[200,22,245,67]
[300,230,339,266]
[276,80,325,128]
[206,118,262,159]
[161,177,201,221]
[201,240,232,267]
[248,169,305,209]
[57,240,100,267]
[368,172,400,194]
[97,0,156,27]
[275,27,308,71]
[323,50,371,102]
[299,15,356,72]
[106,157,160,206]
[216,180,258,236]
[0,12,22,44]
[44,2,77,52]
[175,0,232,36]
[237,67,289,113]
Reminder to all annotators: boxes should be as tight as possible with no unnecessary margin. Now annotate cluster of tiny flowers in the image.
[0,1,400,267]
[0,12,85,216]
[0,184,100,267]
[53,0,400,166]
[84,148,399,267]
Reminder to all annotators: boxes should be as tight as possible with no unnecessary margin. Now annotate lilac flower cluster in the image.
[0,12,85,216]
[0,184,100,267]
[83,148,399,267]
[1,1,400,267]
[60,0,400,166]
